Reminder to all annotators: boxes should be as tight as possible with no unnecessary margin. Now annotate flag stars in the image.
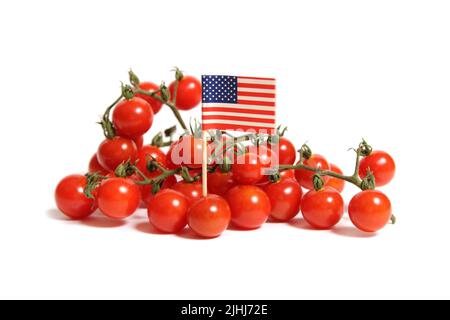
[202,75,238,103]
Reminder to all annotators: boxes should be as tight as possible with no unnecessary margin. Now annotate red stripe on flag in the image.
[238,76,276,81]
[237,92,276,98]
[237,100,276,107]
[201,107,275,116]
[237,83,276,90]
[202,123,276,133]
[202,115,275,124]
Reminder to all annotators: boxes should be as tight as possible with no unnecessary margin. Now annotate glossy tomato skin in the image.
[136,145,167,179]
[295,154,330,190]
[359,151,396,187]
[232,153,263,185]
[136,82,163,114]
[348,190,392,233]
[247,145,278,169]
[97,178,141,219]
[97,137,138,172]
[112,97,154,139]
[55,175,97,220]
[172,181,203,206]
[89,153,109,175]
[272,137,296,165]
[167,136,205,170]
[140,175,177,206]
[280,169,296,180]
[208,170,236,196]
[325,163,345,193]
[301,187,344,229]
[264,179,302,222]
[226,185,271,229]
[148,189,188,233]
[169,75,202,110]
[188,195,231,238]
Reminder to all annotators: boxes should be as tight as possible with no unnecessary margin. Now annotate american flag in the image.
[202,75,276,133]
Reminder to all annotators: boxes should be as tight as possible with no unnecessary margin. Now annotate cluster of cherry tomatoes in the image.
[55,69,396,238]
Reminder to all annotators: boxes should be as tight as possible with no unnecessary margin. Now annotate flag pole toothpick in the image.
[202,130,208,197]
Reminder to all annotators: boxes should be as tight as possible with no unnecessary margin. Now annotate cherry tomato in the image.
[295,154,330,190]
[148,189,188,233]
[89,153,109,175]
[188,195,231,238]
[97,178,141,219]
[264,179,302,222]
[112,97,154,139]
[55,175,97,220]
[280,169,296,180]
[301,187,344,229]
[232,153,263,185]
[348,190,392,232]
[271,137,296,165]
[167,136,205,169]
[136,145,167,179]
[247,145,278,169]
[140,175,177,206]
[169,75,202,110]
[208,169,236,196]
[97,137,138,172]
[359,151,396,187]
[226,185,271,229]
[136,82,163,114]
[325,163,345,193]
[172,181,203,206]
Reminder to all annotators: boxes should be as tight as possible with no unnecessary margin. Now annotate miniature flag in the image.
[202,75,276,133]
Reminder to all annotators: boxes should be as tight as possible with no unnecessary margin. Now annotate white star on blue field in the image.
[202,75,238,103]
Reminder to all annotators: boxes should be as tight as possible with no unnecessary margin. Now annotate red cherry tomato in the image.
[112,97,154,139]
[97,137,137,172]
[169,75,202,110]
[301,187,344,229]
[264,179,302,222]
[280,169,296,180]
[136,145,167,179]
[136,82,163,114]
[97,178,141,219]
[247,145,278,169]
[55,175,97,220]
[88,154,109,175]
[188,195,231,238]
[167,136,205,170]
[208,169,236,196]
[148,189,188,233]
[232,153,263,185]
[359,151,396,187]
[226,185,271,229]
[348,190,392,232]
[325,163,345,193]
[140,175,177,206]
[295,154,330,190]
[271,137,296,165]
[172,181,203,206]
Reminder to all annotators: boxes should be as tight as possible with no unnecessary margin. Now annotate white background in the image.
[0,0,449,300]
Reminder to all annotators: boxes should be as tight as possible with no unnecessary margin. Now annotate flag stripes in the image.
[202,75,276,133]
